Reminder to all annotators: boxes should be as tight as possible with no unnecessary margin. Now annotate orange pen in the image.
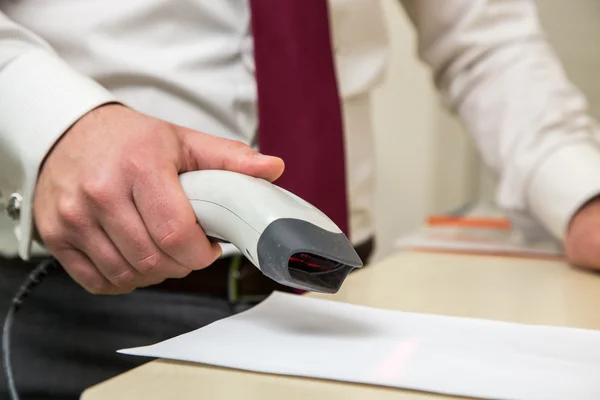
[426,215,512,230]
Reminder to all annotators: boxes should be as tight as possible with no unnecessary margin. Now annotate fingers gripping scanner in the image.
[179,170,363,294]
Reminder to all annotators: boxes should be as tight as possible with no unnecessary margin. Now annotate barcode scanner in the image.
[179,170,363,294]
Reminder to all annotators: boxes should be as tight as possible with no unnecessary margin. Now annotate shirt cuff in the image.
[527,139,600,241]
[0,50,118,260]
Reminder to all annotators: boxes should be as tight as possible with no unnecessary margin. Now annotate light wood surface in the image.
[82,250,600,399]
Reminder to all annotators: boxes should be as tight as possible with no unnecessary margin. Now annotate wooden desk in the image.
[82,250,600,399]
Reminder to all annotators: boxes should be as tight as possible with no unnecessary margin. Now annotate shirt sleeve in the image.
[0,12,118,260]
[398,0,600,242]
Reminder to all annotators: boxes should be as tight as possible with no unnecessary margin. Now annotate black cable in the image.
[2,258,57,400]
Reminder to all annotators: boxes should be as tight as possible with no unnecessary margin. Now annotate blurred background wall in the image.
[372,0,600,259]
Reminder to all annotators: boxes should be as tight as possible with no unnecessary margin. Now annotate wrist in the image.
[40,102,123,172]
[0,50,119,259]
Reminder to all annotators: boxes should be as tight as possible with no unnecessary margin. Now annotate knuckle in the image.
[82,179,114,207]
[220,140,255,170]
[224,140,254,159]
[112,269,136,289]
[136,253,163,274]
[156,219,188,251]
[92,251,138,288]
[41,231,65,249]
[57,251,118,295]
[57,196,86,227]
[226,139,250,151]
[122,156,148,177]
[36,222,64,247]
[145,120,167,137]
[110,268,137,288]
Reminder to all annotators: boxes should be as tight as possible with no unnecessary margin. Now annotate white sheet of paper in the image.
[120,291,600,400]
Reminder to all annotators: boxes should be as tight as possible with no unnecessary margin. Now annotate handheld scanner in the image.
[179,170,363,294]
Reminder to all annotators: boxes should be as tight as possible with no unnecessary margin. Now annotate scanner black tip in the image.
[257,218,363,293]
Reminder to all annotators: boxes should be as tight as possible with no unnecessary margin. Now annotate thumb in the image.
[180,129,285,182]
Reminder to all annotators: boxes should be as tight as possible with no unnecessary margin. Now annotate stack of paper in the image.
[395,211,563,259]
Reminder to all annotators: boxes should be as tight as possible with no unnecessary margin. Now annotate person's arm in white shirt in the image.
[0,11,283,294]
[0,11,118,259]
[398,0,600,245]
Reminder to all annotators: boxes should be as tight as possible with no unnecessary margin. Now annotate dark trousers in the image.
[0,260,234,400]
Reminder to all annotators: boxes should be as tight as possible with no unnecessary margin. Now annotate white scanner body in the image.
[179,170,362,293]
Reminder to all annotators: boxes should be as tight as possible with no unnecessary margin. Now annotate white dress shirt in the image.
[1,0,600,260]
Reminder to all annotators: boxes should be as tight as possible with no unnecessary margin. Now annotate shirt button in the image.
[6,193,23,221]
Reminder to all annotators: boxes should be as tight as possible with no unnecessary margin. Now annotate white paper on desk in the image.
[119,291,600,400]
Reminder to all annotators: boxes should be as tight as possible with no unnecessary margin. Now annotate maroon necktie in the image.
[249,0,349,235]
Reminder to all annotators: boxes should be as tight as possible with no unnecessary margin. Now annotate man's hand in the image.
[33,104,284,294]
[565,198,600,270]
